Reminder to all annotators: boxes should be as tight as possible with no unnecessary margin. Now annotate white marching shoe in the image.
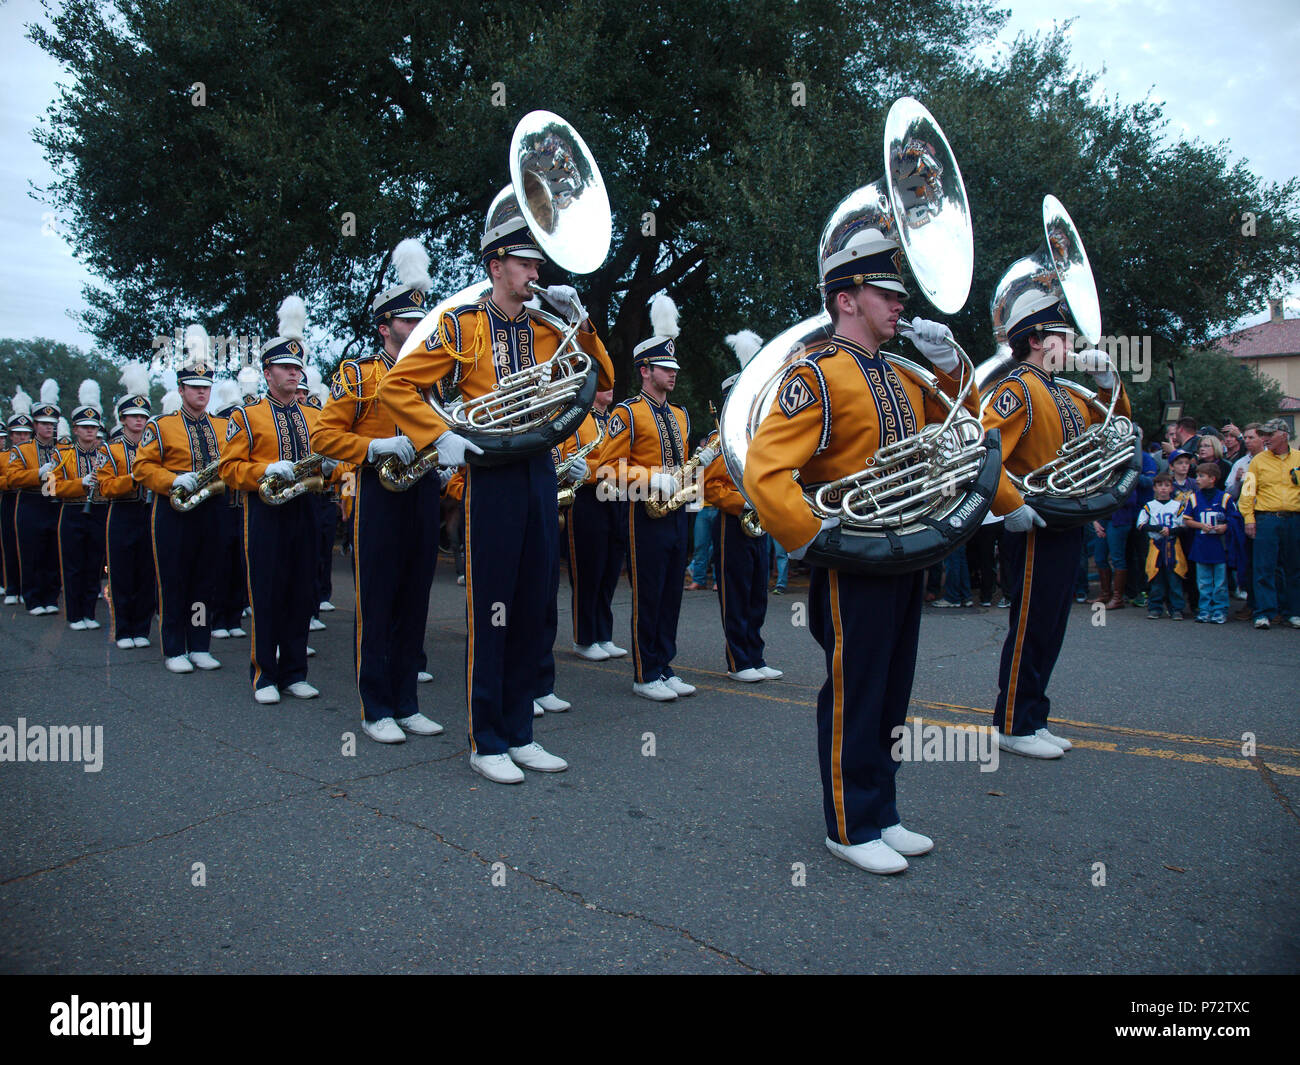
[69,620,87,631]
[116,637,134,649]
[318,600,336,612]
[417,671,433,683]
[881,823,934,856]
[756,665,783,679]
[598,640,628,658]
[133,636,151,648]
[306,646,316,657]
[282,681,319,699]
[1035,727,1073,752]
[211,628,230,639]
[3,596,17,605]
[825,837,909,875]
[535,693,570,713]
[632,679,677,702]
[998,732,1063,759]
[395,712,443,736]
[533,700,545,718]
[253,686,281,705]
[229,627,246,638]
[470,752,524,784]
[84,618,100,630]
[507,742,568,773]
[573,642,610,661]
[309,617,326,631]
[189,652,221,670]
[362,718,406,744]
[164,655,194,674]
[663,675,695,697]
[728,667,764,683]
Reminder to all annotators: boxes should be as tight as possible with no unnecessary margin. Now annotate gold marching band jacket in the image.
[97,437,150,502]
[981,362,1130,516]
[744,336,979,550]
[315,352,403,465]
[50,444,109,501]
[596,392,691,493]
[218,396,310,492]
[133,409,229,496]
[701,455,745,516]
[7,439,61,494]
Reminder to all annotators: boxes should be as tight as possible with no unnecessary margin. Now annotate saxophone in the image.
[740,508,765,538]
[644,402,719,519]
[376,443,442,492]
[258,454,326,505]
[170,459,226,512]
[556,420,606,509]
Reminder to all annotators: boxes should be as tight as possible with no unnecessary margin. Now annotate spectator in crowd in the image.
[1168,448,1199,614]
[1183,462,1237,624]
[934,538,973,608]
[769,536,788,594]
[1137,472,1187,619]
[1161,416,1200,459]
[1220,423,1245,465]
[1227,423,1267,618]
[1238,418,1300,630]
[1196,434,1231,488]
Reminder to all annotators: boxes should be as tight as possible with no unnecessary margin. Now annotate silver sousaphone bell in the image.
[395,110,612,466]
[719,97,1002,574]
[979,195,1140,528]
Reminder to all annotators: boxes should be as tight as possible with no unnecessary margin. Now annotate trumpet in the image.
[170,459,225,512]
[258,454,326,505]
[377,442,441,492]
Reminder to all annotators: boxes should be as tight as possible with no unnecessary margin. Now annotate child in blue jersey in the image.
[1182,462,1236,624]
[1137,472,1187,619]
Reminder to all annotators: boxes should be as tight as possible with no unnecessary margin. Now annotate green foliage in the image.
[29,1,1300,434]
[1124,349,1284,435]
[0,338,134,421]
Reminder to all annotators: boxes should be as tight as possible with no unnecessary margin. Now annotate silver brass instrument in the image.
[978,195,1139,529]
[740,508,765,538]
[258,454,326,505]
[395,110,611,467]
[719,98,1001,574]
[169,459,225,512]
[645,403,719,519]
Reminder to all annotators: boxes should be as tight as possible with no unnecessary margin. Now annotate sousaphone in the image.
[395,110,612,466]
[719,98,1002,575]
[979,195,1140,528]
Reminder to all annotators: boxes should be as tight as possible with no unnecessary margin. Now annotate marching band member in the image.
[97,364,157,648]
[380,198,613,783]
[564,389,627,661]
[50,381,109,629]
[296,367,337,632]
[597,294,693,702]
[744,230,978,875]
[0,417,8,597]
[209,377,248,641]
[982,294,1129,759]
[315,239,443,744]
[219,297,322,705]
[133,334,226,673]
[1,390,32,604]
[9,380,65,616]
[702,332,781,683]
[532,440,572,719]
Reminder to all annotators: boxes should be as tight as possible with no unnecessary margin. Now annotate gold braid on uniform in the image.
[334,361,382,404]
[437,306,491,367]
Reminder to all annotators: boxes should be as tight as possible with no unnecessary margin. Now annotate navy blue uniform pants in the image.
[627,503,688,684]
[150,494,218,657]
[995,526,1081,736]
[565,486,625,647]
[314,495,337,607]
[810,566,922,845]
[211,498,246,631]
[245,493,316,691]
[464,453,555,754]
[16,492,61,610]
[58,503,106,622]
[2,492,19,594]
[106,501,155,640]
[713,512,769,672]
[352,467,438,722]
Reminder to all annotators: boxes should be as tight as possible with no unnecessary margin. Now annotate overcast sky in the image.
[2,0,1297,353]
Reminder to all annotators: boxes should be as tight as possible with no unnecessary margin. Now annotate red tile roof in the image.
[1280,396,1300,412]
[1213,317,1300,359]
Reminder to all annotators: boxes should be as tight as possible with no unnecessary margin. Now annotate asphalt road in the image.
[1,552,1296,974]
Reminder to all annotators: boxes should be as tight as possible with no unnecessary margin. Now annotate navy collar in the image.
[486,296,529,323]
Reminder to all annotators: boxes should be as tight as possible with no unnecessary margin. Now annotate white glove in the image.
[38,461,56,478]
[1074,348,1116,388]
[171,472,200,494]
[789,517,840,560]
[433,431,484,467]
[696,444,720,468]
[1003,503,1046,532]
[367,435,416,464]
[564,456,589,483]
[539,284,586,325]
[321,457,339,477]
[649,472,678,499]
[438,467,457,488]
[81,472,97,489]
[907,317,959,372]
[265,461,295,481]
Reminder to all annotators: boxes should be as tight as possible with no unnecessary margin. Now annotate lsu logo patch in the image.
[608,413,626,436]
[778,375,817,418]
[993,387,1022,419]
[225,415,243,442]
[140,425,156,447]
[330,375,346,401]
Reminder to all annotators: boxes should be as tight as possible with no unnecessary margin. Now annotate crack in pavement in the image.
[1248,755,1300,825]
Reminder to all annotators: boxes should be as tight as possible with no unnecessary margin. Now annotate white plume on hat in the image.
[11,387,32,417]
[78,379,102,413]
[57,416,71,439]
[40,378,59,406]
[119,361,151,397]
[183,324,211,368]
[392,238,432,292]
[725,331,763,368]
[277,295,307,341]
[211,378,240,412]
[236,364,260,395]
[162,390,181,415]
[305,364,323,393]
[649,294,680,340]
